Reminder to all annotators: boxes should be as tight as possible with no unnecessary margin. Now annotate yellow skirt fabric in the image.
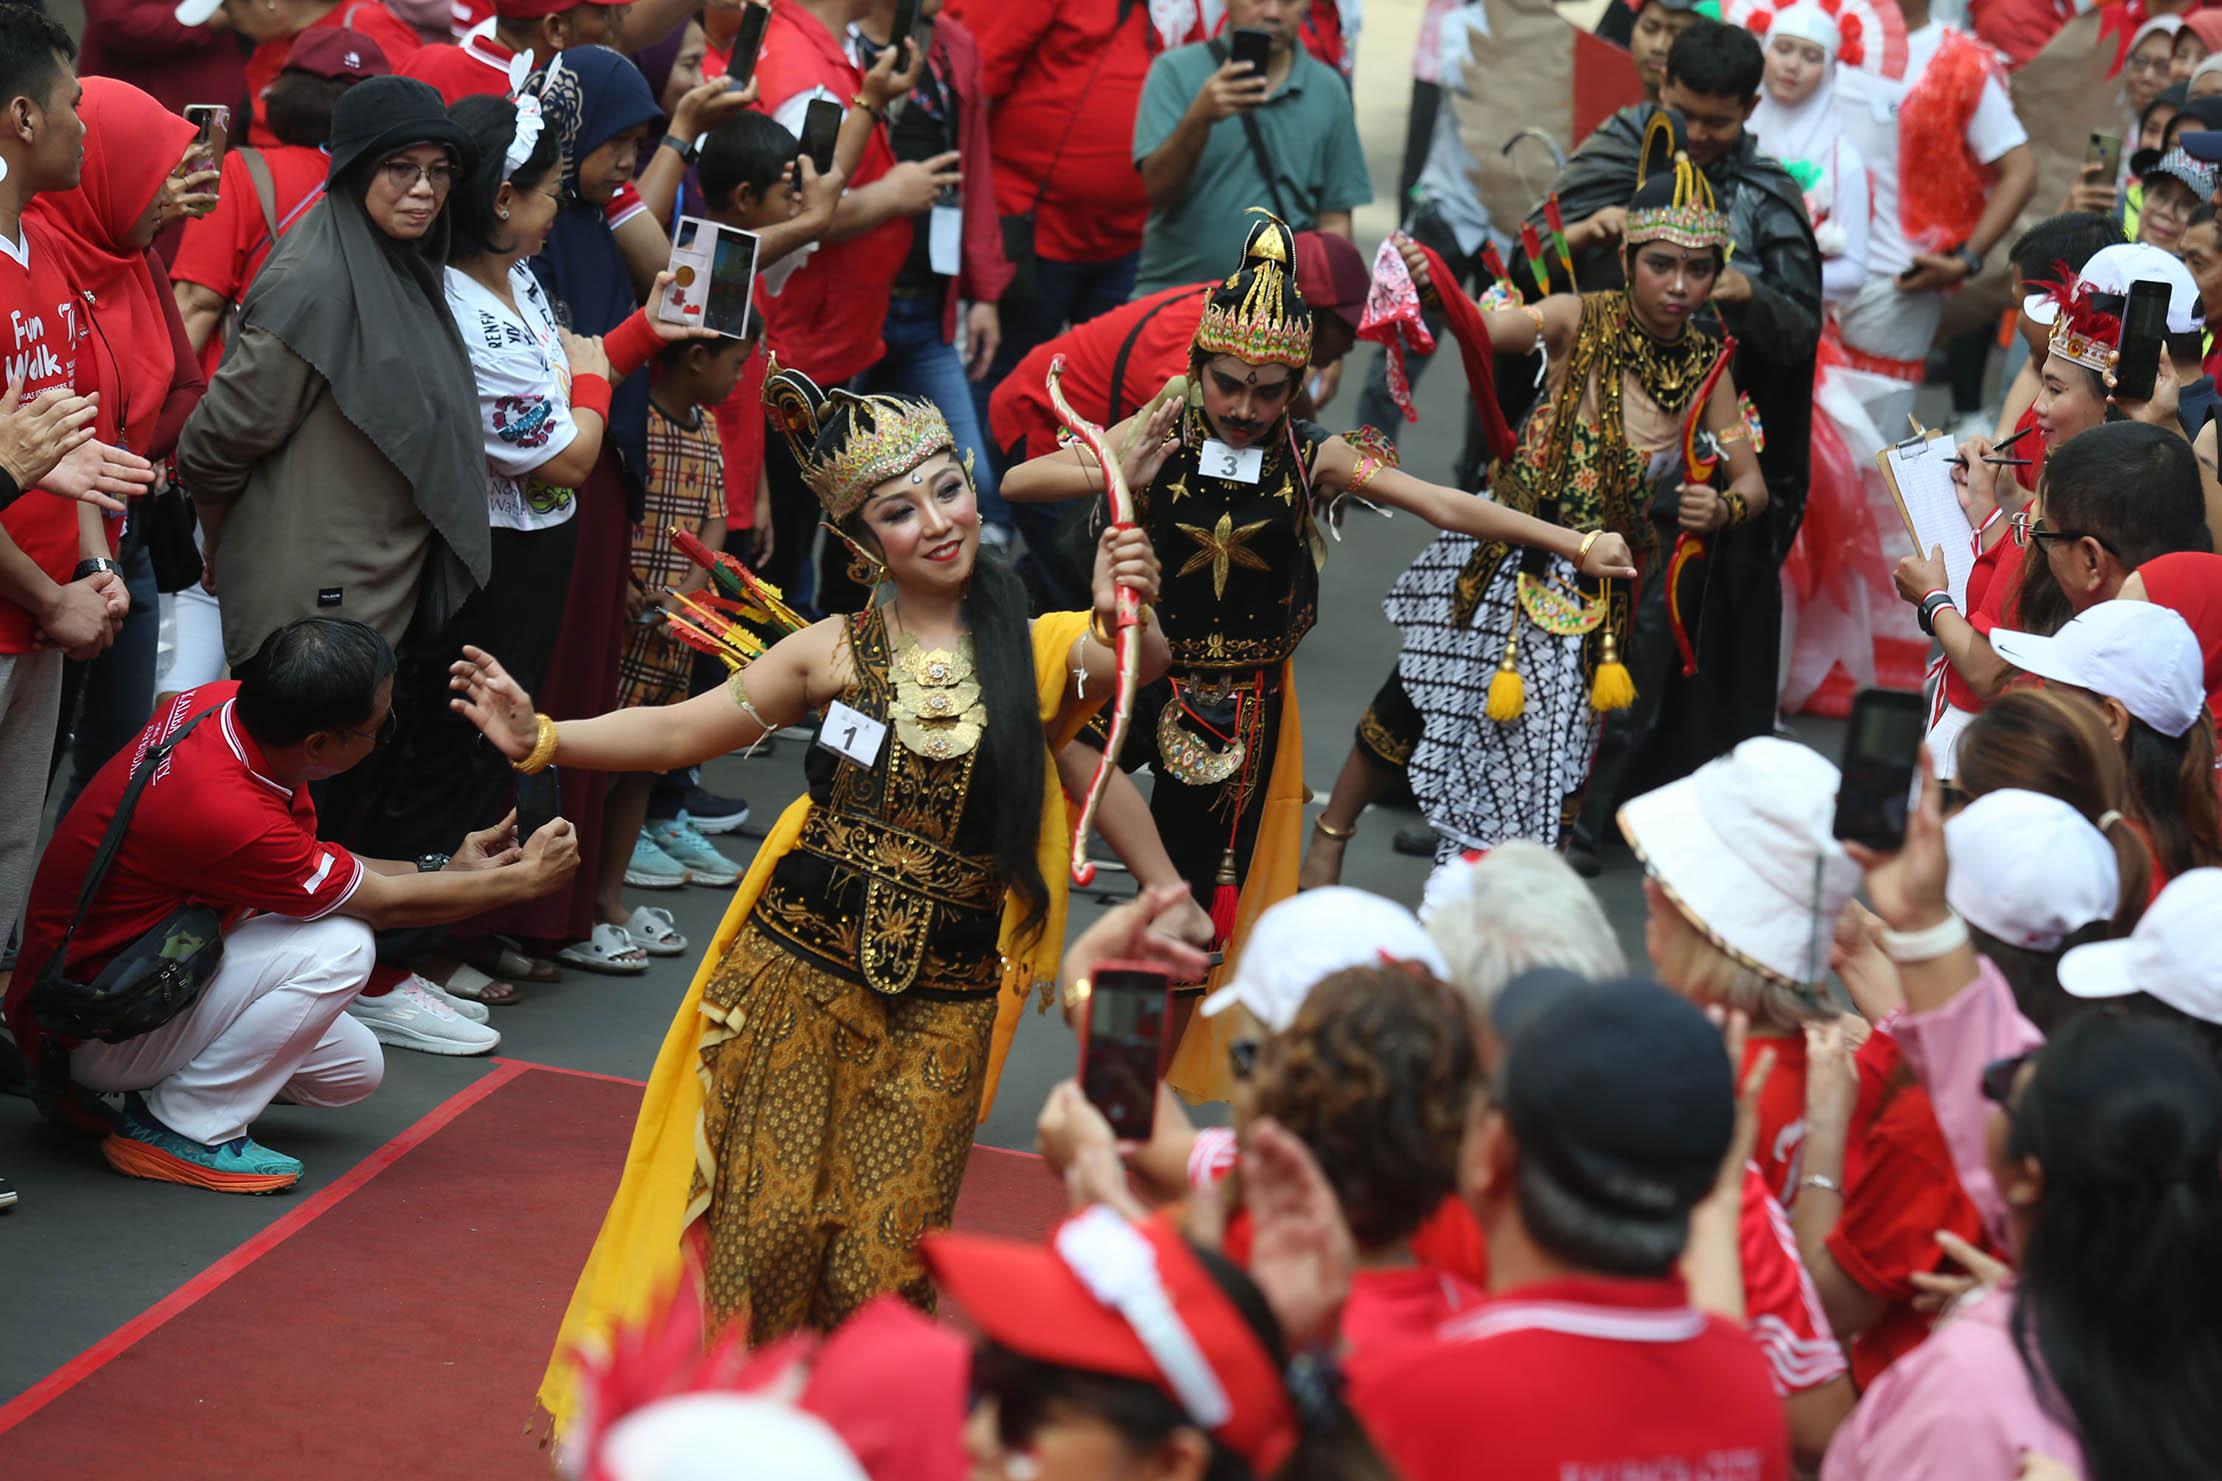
[1162,667,1304,1105]
[537,610,1096,1432]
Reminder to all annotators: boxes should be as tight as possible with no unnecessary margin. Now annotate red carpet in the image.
[0,1060,1067,1481]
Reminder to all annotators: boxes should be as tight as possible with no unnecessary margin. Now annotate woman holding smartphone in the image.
[448,377,1166,1428]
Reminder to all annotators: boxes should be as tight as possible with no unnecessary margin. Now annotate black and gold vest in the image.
[752,609,1005,996]
[1139,407,1330,672]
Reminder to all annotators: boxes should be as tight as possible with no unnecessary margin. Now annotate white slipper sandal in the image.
[556,923,652,975]
[623,905,688,957]
[442,962,523,1007]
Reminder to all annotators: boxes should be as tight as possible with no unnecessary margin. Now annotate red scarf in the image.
[1410,240,1517,466]
[24,77,194,455]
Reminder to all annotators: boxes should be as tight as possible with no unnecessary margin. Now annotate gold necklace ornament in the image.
[890,632,984,761]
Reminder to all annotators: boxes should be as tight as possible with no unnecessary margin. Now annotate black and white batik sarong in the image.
[1385,531,1598,858]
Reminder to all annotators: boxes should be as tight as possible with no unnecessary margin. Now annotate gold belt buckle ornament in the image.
[1515,572,1607,636]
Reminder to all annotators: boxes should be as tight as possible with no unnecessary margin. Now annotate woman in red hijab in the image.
[2125,551,2222,719]
[26,77,209,798]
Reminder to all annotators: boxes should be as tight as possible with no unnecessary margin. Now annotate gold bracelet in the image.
[1349,453,1386,497]
[850,91,884,120]
[1060,975,1093,1016]
[1312,815,1357,841]
[1523,303,1547,342]
[1575,530,1603,566]
[1090,612,1115,646]
[513,712,559,774]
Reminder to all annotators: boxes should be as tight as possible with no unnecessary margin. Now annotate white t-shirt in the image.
[445,261,582,532]
[1834,23,2026,278]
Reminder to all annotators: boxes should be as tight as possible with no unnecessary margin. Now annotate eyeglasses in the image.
[380,158,456,191]
[2009,509,2121,559]
[1227,1037,1263,1079]
[1980,1051,2036,1107]
[2129,53,2174,77]
[346,708,398,747]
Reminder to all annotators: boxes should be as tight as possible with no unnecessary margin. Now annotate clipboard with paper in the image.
[1876,426,1977,609]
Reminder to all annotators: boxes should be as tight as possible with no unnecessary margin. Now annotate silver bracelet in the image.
[1800,1173,1844,1196]
[1879,913,1969,963]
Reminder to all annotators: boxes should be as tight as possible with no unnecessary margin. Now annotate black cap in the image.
[326,75,479,185]
[1499,977,1734,1220]
[2180,130,2222,165]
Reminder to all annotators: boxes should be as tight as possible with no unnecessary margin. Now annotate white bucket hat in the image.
[1945,789,2119,950]
[2058,868,2222,1025]
[1201,886,1449,1033]
[1988,600,2206,738]
[1618,736,1862,986]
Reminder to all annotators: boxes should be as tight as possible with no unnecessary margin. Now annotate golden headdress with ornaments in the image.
[1623,111,1732,258]
[2035,264,2122,378]
[763,363,958,522]
[1192,209,1313,369]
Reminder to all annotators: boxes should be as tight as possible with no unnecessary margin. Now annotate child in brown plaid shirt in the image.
[598,333,760,944]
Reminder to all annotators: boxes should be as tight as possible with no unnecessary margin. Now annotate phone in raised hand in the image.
[1077,960,1170,1141]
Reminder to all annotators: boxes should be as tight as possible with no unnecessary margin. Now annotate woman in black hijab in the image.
[178,77,505,1049]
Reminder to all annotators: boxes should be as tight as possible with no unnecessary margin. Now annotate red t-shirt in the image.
[5,685,366,1060]
[1825,1029,1995,1389]
[397,25,514,105]
[712,347,768,529]
[1341,1266,1485,1361]
[245,4,423,147]
[965,0,1155,263]
[0,220,94,654]
[751,3,908,384]
[1940,405,2041,715]
[988,283,1207,462]
[1350,1276,1791,1481]
[1740,1165,1848,1396]
[169,143,330,378]
[1745,1031,1809,1208]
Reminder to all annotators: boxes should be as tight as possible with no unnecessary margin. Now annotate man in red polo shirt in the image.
[988,228,1367,465]
[1349,980,1790,1481]
[751,0,955,385]
[7,618,580,1195]
[400,0,625,105]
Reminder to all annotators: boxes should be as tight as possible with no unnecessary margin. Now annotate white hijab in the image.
[1747,3,1845,170]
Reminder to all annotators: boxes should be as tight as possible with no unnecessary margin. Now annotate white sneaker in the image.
[410,972,490,1024]
[346,979,500,1056]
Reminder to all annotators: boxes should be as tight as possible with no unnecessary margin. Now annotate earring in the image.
[497,208,510,219]
[820,519,888,590]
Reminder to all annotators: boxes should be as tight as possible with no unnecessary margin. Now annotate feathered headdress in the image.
[2039,263,2122,377]
[762,364,957,521]
[1192,208,1313,369]
[1624,111,1732,257]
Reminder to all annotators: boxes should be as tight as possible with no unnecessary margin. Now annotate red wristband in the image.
[603,311,661,380]
[571,372,612,421]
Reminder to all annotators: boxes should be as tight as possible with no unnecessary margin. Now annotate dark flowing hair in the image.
[829,426,1049,945]
[447,93,565,263]
[2123,713,2222,881]
[968,1243,1395,1481]
[2008,1011,2222,1480]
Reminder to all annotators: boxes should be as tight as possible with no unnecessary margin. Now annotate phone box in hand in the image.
[660,216,763,341]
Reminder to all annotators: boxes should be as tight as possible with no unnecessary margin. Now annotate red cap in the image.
[1293,230,1368,318]
[284,27,392,79]
[801,1299,968,1481]
[924,1210,1297,1474]
[495,0,583,17]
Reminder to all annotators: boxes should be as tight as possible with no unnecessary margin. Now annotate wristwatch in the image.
[415,852,452,874]
[1950,243,1984,278]
[658,133,698,164]
[72,556,121,581]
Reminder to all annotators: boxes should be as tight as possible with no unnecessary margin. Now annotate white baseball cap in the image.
[1988,601,2206,738]
[1618,736,1862,987]
[175,0,224,26]
[2058,868,2222,1024]
[600,1394,868,1481]
[2021,242,2202,336]
[1945,789,2120,950]
[1200,886,1449,1033]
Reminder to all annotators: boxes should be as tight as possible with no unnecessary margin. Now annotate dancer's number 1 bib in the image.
[1199,438,1264,483]
[819,700,886,768]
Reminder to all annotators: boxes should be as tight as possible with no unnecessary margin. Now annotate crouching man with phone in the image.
[3,617,580,1195]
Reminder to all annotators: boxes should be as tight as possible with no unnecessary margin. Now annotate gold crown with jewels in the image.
[765,367,956,521]
[1193,209,1313,369]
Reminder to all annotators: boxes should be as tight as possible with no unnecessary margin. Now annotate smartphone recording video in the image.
[1079,961,1170,1142]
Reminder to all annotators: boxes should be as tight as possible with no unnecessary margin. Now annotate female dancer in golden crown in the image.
[1303,116,1768,875]
[1004,213,1637,1100]
[447,381,1168,1424]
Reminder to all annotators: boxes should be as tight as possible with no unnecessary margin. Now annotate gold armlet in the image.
[1312,815,1357,841]
[1719,490,1752,528]
[1349,453,1387,497]
[513,713,559,774]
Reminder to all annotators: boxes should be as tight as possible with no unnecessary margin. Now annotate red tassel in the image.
[1208,849,1241,949]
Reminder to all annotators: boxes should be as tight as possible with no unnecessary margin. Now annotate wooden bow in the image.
[1667,336,1737,677]
[1046,353,1143,886]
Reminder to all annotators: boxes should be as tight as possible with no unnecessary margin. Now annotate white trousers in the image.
[71,914,382,1146]
[1835,272,1946,439]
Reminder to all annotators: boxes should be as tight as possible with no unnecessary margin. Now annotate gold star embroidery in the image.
[1175,514,1271,599]
[1269,474,1293,507]
[1163,473,1195,504]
